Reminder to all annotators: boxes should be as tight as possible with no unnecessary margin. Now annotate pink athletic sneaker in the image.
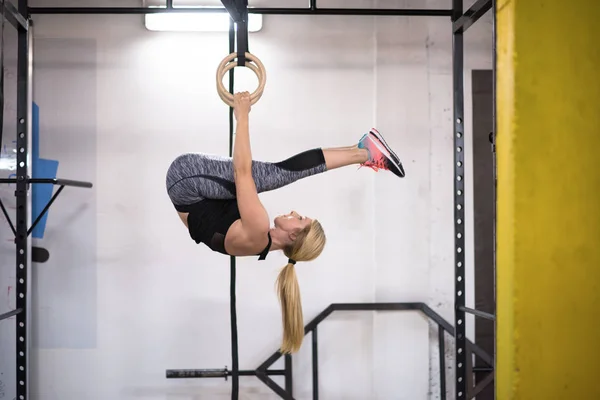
[358,129,405,178]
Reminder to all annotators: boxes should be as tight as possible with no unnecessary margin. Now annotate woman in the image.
[165,92,405,353]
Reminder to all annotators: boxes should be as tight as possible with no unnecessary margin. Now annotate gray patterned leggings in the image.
[166,148,327,212]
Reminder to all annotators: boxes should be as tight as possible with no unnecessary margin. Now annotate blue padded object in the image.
[31,102,59,239]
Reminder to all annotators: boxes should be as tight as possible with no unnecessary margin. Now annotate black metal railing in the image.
[167,302,494,400]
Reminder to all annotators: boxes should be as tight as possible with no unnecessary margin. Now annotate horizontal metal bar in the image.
[46,178,93,188]
[254,8,452,16]
[165,368,285,379]
[453,0,492,33]
[459,306,495,321]
[0,308,23,321]
[4,1,28,31]
[0,178,93,188]
[28,7,453,16]
[331,302,423,312]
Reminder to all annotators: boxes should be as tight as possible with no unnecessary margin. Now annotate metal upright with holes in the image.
[15,2,30,398]
[452,0,496,398]
[0,2,93,400]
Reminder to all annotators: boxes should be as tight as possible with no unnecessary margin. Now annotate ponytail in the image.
[276,219,326,354]
[276,261,304,354]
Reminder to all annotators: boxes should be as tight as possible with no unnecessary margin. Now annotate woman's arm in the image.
[231,92,270,242]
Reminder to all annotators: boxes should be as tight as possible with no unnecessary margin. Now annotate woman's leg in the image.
[165,149,329,209]
[165,129,404,209]
[322,145,368,170]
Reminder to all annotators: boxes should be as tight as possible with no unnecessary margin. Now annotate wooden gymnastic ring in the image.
[216,52,267,108]
[216,62,264,106]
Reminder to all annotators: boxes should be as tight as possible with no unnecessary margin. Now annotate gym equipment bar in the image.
[459,306,496,321]
[164,301,495,400]
[0,177,93,187]
[28,7,453,16]
[452,0,496,397]
[252,302,494,400]
[0,4,93,400]
[453,0,493,33]
[0,308,22,321]
[165,368,286,379]
[3,0,28,31]
[0,1,496,399]
[452,0,467,397]
[0,178,93,239]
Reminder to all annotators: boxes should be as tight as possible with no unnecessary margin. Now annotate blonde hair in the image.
[275,219,326,354]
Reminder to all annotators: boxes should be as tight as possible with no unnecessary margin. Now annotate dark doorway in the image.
[472,69,495,400]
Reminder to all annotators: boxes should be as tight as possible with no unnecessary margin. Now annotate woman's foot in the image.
[358,129,406,178]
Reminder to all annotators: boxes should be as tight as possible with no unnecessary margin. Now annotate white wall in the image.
[0,0,493,399]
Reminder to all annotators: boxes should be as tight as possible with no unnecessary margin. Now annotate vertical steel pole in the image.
[15,0,30,399]
[452,0,467,398]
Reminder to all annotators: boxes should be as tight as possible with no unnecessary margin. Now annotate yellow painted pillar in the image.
[496,0,600,398]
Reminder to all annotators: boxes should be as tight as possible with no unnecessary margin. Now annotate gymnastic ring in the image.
[216,52,266,107]
[217,62,265,106]
[216,52,267,108]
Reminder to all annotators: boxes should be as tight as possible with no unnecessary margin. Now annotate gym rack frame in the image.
[0,1,496,399]
[0,4,95,400]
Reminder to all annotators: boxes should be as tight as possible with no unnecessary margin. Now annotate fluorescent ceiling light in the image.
[144,7,263,32]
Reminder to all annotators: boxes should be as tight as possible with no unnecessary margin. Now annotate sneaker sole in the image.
[368,129,405,177]
[366,135,405,177]
[369,129,401,165]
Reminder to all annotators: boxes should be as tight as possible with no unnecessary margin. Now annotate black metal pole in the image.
[0,308,22,321]
[312,327,319,400]
[227,16,239,400]
[452,0,467,398]
[453,0,492,33]
[459,306,495,321]
[284,354,292,396]
[4,1,28,30]
[15,0,29,399]
[0,0,4,151]
[165,369,286,378]
[0,178,93,187]
[28,7,452,16]
[438,326,446,400]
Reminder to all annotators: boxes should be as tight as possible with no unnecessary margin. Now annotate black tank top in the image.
[184,199,271,259]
